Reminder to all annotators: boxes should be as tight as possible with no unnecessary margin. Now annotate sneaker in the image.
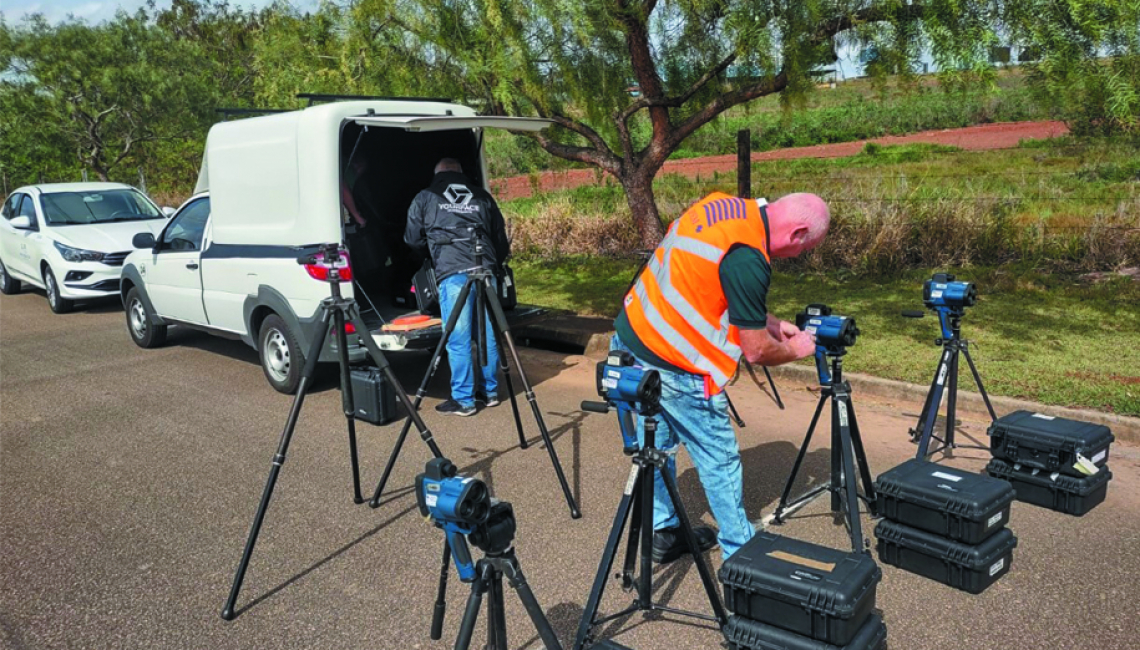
[651,526,718,564]
[476,392,501,408]
[435,399,476,417]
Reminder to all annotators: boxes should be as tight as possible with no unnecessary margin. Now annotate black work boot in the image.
[652,526,718,564]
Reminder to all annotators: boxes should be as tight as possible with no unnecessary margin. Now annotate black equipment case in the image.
[719,532,881,646]
[986,458,1112,516]
[988,410,1113,478]
[412,261,441,316]
[874,459,1015,544]
[349,366,398,425]
[874,520,1016,594]
[724,614,887,650]
[496,262,517,311]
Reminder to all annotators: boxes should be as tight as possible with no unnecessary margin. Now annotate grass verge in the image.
[514,258,1140,416]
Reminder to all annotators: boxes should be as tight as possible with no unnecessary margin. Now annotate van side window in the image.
[161,198,210,251]
[1,194,21,220]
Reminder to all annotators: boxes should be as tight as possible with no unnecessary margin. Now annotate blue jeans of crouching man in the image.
[611,334,754,559]
[439,273,500,409]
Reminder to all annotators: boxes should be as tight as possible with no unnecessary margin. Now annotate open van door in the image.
[350,115,553,133]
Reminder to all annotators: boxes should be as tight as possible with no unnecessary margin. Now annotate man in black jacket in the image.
[405,158,511,416]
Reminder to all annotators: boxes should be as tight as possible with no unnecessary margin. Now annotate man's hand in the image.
[765,316,801,342]
[787,329,816,360]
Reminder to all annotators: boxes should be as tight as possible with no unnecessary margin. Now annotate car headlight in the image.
[53,241,106,263]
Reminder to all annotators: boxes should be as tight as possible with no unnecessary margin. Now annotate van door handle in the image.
[186,262,199,270]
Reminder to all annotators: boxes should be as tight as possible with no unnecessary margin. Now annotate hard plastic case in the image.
[724,614,887,650]
[874,459,1015,544]
[988,410,1113,477]
[719,532,881,646]
[986,458,1111,516]
[349,366,398,425]
[874,520,1016,594]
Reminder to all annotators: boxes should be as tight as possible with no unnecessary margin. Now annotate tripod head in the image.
[582,351,662,454]
[297,243,353,283]
[796,304,859,386]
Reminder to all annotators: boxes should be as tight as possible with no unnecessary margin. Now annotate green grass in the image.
[514,259,1140,415]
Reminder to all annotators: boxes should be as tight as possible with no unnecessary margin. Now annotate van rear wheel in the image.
[259,314,304,394]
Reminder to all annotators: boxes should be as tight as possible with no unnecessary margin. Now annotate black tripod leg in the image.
[482,282,581,518]
[504,560,565,650]
[831,407,842,512]
[454,574,487,650]
[492,323,528,450]
[488,570,508,650]
[834,396,865,553]
[724,390,746,427]
[575,467,641,650]
[332,307,363,503]
[658,469,727,625]
[366,281,473,507]
[774,395,827,522]
[762,364,785,410]
[621,475,643,590]
[912,349,946,441]
[432,541,452,640]
[963,345,997,421]
[845,401,877,517]
[221,307,333,621]
[946,347,960,450]
[915,351,951,459]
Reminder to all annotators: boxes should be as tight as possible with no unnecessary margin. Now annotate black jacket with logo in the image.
[404,171,510,280]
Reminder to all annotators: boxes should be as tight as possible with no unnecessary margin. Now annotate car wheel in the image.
[259,314,304,394]
[43,266,74,314]
[125,287,167,348]
[0,259,21,295]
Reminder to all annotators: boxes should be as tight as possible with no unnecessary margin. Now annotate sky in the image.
[0,0,316,25]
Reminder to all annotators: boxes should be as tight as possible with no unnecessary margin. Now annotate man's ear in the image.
[790,225,810,245]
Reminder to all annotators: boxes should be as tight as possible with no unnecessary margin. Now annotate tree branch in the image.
[530,132,620,174]
[667,71,789,151]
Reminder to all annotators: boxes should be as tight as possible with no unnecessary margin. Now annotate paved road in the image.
[2,290,1138,650]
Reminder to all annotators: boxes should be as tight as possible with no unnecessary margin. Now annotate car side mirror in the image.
[162,206,176,217]
[10,216,32,230]
[133,232,157,249]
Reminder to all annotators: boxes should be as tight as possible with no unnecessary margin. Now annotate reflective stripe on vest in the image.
[624,193,770,393]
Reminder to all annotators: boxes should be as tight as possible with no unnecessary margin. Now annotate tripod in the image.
[368,228,580,518]
[574,401,727,650]
[771,349,877,553]
[221,244,445,621]
[905,307,996,459]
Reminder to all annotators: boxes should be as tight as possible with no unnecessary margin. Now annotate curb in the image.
[558,323,1140,444]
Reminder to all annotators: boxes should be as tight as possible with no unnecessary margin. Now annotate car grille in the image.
[102,251,131,266]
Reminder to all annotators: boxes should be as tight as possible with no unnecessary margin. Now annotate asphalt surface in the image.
[2,290,1139,650]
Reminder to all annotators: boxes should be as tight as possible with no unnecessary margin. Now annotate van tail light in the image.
[344,322,357,335]
[302,261,353,282]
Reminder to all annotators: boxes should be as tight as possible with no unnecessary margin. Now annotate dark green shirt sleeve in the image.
[719,246,771,329]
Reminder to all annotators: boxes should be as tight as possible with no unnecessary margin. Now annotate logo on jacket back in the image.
[441,184,479,213]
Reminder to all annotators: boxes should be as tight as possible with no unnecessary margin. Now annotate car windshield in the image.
[39,190,163,225]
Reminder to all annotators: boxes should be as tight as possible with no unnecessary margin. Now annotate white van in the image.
[120,99,550,393]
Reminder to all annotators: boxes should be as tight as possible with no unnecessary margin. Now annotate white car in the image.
[0,183,171,313]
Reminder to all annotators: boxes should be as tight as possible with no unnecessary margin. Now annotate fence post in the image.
[138,167,147,194]
[2,172,7,196]
[82,169,88,182]
[737,129,751,199]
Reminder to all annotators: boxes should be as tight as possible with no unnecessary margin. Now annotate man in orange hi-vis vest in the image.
[613,192,830,562]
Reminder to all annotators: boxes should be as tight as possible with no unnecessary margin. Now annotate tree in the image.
[350,0,1013,246]
[0,12,216,181]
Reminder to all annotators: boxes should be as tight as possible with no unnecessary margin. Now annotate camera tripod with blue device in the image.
[417,457,563,650]
[902,273,996,459]
[770,304,878,553]
[575,351,727,650]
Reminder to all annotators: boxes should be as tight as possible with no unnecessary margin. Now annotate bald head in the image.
[765,193,830,259]
[434,158,463,174]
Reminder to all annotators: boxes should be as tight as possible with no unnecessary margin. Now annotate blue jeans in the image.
[439,274,499,408]
[612,334,754,559]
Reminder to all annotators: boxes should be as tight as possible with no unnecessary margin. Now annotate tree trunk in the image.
[621,172,666,248]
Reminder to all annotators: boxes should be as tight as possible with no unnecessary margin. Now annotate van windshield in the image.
[40,189,163,225]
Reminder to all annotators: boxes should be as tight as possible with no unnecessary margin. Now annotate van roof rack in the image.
[296,93,452,106]
[216,108,291,120]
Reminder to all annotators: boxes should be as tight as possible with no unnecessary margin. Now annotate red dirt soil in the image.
[491,120,1069,201]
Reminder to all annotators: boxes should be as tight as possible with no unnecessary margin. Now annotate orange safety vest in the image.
[622,192,771,396]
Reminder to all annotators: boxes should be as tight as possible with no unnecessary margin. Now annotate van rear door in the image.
[350,115,552,133]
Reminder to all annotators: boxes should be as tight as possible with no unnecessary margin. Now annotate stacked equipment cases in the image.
[986,411,1114,516]
[718,532,886,650]
[873,459,1017,593]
